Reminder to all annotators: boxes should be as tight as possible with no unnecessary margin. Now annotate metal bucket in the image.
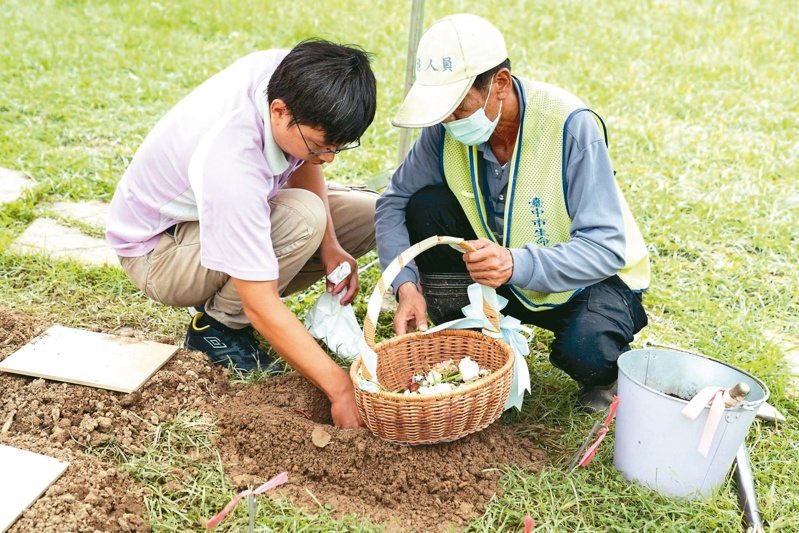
[419,272,472,325]
[613,347,769,498]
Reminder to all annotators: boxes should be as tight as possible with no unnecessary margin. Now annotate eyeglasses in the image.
[295,122,360,156]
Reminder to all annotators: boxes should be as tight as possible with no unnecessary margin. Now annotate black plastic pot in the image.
[419,272,473,325]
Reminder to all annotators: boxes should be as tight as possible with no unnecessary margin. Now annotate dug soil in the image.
[1,308,545,532]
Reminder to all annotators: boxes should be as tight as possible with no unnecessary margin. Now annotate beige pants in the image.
[120,184,378,329]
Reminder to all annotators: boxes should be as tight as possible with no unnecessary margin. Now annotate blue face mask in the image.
[443,77,503,146]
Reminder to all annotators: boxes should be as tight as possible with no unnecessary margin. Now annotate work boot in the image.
[577,381,617,413]
[184,312,280,373]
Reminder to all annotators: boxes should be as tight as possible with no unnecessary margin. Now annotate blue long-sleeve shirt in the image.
[375,79,628,294]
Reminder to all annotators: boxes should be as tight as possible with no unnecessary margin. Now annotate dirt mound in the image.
[0,433,149,533]
[0,310,231,454]
[214,375,545,531]
[0,308,49,354]
[0,308,231,532]
[1,308,546,532]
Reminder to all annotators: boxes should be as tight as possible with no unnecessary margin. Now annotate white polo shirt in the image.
[106,50,304,280]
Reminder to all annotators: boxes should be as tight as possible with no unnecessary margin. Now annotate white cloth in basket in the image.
[425,283,532,410]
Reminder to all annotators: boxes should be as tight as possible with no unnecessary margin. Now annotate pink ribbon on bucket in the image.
[206,471,288,529]
[681,386,726,457]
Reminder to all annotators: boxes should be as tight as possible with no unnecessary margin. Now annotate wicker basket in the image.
[350,236,515,445]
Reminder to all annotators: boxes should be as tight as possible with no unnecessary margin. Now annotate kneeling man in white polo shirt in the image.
[106,40,378,427]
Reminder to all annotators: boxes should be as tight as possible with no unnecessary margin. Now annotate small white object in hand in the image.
[458,356,481,382]
[327,262,351,285]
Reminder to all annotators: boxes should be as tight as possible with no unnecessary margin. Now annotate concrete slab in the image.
[0,325,179,393]
[0,444,69,532]
[10,218,118,266]
[50,200,109,228]
[0,167,33,204]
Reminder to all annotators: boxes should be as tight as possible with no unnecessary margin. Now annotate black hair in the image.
[473,58,512,92]
[267,39,377,146]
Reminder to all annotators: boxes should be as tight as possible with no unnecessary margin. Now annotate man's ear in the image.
[270,98,290,119]
[495,68,513,98]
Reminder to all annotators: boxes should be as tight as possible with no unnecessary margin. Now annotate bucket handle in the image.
[642,340,706,358]
[361,235,500,348]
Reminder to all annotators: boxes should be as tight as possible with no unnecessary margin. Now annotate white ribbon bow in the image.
[356,341,381,392]
[425,283,532,410]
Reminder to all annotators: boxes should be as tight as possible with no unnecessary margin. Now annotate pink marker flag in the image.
[206,471,289,529]
[577,395,620,468]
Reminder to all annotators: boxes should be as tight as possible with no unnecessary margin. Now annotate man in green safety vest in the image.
[375,13,651,413]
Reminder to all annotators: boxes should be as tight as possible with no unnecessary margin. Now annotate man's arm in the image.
[505,111,627,292]
[232,277,364,427]
[375,126,445,333]
[286,164,359,304]
[375,126,446,291]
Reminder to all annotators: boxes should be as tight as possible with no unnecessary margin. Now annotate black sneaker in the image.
[184,312,279,373]
[577,381,617,414]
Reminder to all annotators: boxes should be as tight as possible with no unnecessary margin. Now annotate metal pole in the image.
[734,445,764,532]
[248,488,256,533]
[397,0,425,165]
[567,420,603,473]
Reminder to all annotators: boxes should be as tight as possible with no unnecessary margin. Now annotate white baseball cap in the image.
[393,13,508,128]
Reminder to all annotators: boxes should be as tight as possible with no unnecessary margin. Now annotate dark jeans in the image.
[406,185,648,387]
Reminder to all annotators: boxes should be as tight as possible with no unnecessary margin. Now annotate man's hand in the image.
[320,241,359,305]
[286,162,359,305]
[463,239,514,288]
[329,385,365,428]
[394,282,428,334]
[232,278,365,428]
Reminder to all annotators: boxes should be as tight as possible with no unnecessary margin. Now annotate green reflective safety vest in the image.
[442,78,650,311]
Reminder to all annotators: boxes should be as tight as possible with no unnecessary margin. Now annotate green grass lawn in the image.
[2,0,798,530]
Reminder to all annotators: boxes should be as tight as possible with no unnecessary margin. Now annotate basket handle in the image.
[362,235,500,348]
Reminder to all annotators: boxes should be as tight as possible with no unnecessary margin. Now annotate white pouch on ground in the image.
[304,263,362,360]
